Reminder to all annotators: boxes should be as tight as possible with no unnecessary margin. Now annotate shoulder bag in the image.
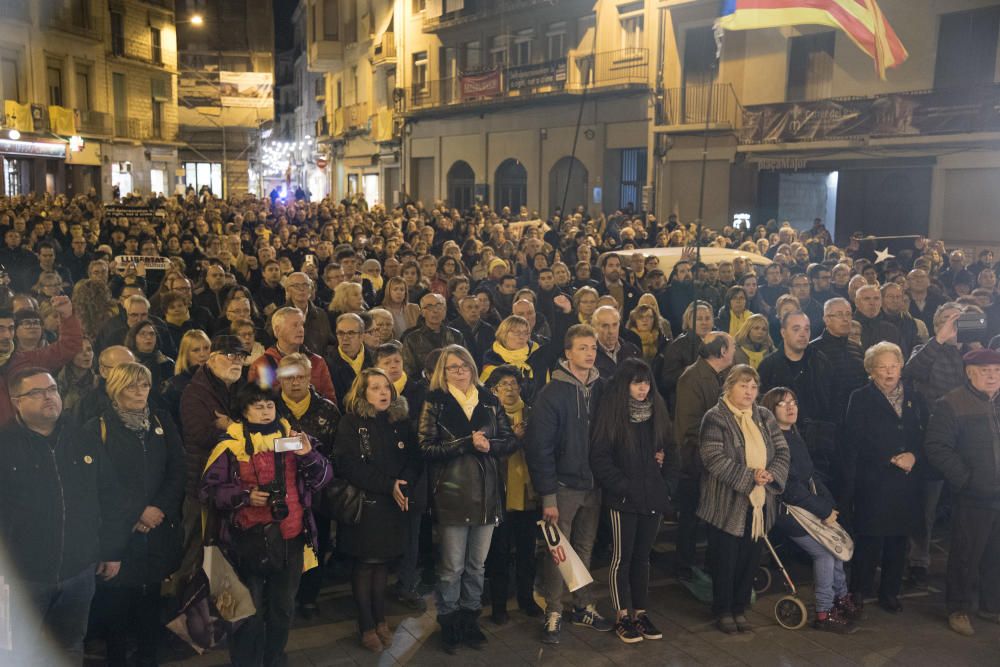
[321,426,372,525]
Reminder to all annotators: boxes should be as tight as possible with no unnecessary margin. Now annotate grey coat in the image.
[696,399,790,538]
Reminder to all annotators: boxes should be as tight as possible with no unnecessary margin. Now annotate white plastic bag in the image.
[537,520,594,592]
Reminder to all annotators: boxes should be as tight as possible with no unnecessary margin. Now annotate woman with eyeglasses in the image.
[844,342,928,615]
[419,344,517,653]
[86,362,185,666]
[125,320,174,397]
[14,309,47,351]
[763,387,857,634]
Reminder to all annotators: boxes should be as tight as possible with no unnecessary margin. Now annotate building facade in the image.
[0,0,180,198]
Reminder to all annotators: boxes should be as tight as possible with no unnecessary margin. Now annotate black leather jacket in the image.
[418,388,518,526]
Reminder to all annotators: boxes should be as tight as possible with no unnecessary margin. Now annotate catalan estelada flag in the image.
[716,0,908,80]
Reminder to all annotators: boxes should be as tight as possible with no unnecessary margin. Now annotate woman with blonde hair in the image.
[572,286,600,325]
[329,281,366,321]
[161,329,211,421]
[636,293,673,339]
[378,276,421,339]
[419,344,517,652]
[732,314,775,369]
[335,368,420,653]
[626,304,669,362]
[480,315,537,386]
[72,278,118,340]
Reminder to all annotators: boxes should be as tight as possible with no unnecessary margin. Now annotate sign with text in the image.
[220,72,273,108]
[460,69,501,100]
[115,255,172,270]
[507,58,567,91]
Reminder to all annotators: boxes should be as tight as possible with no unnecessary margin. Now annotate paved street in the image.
[162,525,1000,667]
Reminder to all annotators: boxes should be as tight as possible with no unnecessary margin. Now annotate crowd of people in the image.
[1,189,1000,665]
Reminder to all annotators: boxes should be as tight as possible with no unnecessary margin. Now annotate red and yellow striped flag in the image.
[716,0,908,80]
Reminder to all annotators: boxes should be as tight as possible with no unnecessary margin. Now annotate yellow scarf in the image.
[740,344,766,369]
[339,346,364,376]
[392,371,408,397]
[363,272,384,292]
[632,328,660,361]
[728,309,751,337]
[579,312,590,324]
[282,392,311,420]
[489,340,537,378]
[503,398,534,511]
[723,398,768,540]
[448,383,479,420]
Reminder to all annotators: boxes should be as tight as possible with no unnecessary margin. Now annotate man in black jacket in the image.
[400,293,464,378]
[853,285,901,352]
[924,349,1000,637]
[591,305,641,380]
[0,367,110,665]
[810,298,867,426]
[450,295,495,368]
[525,324,613,644]
[327,313,372,405]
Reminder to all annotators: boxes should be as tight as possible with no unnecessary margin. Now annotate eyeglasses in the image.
[281,375,309,382]
[421,303,445,311]
[214,352,246,363]
[445,364,471,373]
[14,385,59,400]
[17,319,41,327]
[776,399,798,408]
[286,283,311,291]
[826,312,853,320]
[336,330,361,338]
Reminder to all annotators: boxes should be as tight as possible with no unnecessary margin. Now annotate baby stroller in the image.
[754,534,808,630]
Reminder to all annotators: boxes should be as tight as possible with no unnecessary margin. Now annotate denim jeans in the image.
[790,534,847,613]
[435,524,494,617]
[909,479,944,569]
[5,566,96,667]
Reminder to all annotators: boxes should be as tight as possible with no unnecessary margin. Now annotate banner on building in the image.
[103,205,165,222]
[48,106,77,136]
[460,69,501,100]
[740,85,1000,144]
[2,101,32,133]
[507,58,567,91]
[219,72,273,108]
[179,70,222,110]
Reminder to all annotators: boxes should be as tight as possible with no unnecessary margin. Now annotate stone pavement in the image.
[163,528,1000,667]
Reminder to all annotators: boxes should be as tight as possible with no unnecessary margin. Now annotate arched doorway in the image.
[549,156,588,216]
[446,160,475,212]
[494,158,527,212]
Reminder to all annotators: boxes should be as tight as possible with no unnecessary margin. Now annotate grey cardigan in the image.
[696,399,790,538]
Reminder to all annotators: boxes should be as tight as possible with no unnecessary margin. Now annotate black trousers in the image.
[485,509,539,612]
[609,509,661,612]
[946,502,1000,614]
[675,475,701,574]
[92,584,162,667]
[850,535,907,600]
[707,513,763,618]
[230,536,304,667]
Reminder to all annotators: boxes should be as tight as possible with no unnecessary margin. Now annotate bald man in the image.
[73,345,136,425]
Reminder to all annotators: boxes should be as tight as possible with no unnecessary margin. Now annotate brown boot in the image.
[375,622,393,647]
[361,629,384,653]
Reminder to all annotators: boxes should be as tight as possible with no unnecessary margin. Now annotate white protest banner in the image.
[537,520,593,592]
[115,255,172,270]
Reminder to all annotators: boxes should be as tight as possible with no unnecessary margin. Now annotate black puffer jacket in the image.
[808,330,866,423]
[656,332,702,412]
[590,414,676,516]
[279,388,341,457]
[87,408,185,588]
[419,388,517,525]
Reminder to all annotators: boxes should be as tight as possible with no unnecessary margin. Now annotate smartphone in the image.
[274,436,304,453]
[956,312,987,343]
[304,254,315,266]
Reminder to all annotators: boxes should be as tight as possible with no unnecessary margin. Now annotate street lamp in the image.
[190,14,203,26]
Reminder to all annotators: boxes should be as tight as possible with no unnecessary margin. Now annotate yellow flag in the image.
[48,106,77,135]
[4,101,32,132]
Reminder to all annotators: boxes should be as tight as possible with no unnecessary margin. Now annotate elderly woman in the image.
[364,308,396,347]
[732,314,775,369]
[88,362,185,666]
[328,281,367,321]
[697,364,789,634]
[845,342,927,614]
[572,286,600,325]
[626,304,670,363]
[419,344,517,653]
[656,300,714,411]
[480,315,537,386]
[717,287,752,337]
[125,320,175,394]
[334,368,418,652]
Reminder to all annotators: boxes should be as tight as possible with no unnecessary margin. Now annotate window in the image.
[47,64,63,106]
[577,14,596,50]
[934,6,1000,89]
[461,41,481,71]
[323,0,339,40]
[75,68,91,111]
[413,0,426,12]
[412,51,428,91]
[184,162,223,196]
[547,22,566,61]
[112,72,127,133]
[110,11,124,56]
[1,55,21,103]
[620,148,646,209]
[152,100,164,138]
[490,35,509,68]
[4,158,21,196]
[150,27,162,65]
[351,66,359,103]
[315,77,324,98]
[786,32,835,101]
[619,2,644,50]
[513,29,533,66]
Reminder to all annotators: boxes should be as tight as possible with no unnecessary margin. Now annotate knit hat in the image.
[488,257,508,275]
[963,349,1000,366]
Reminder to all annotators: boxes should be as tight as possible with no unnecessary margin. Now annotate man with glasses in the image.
[177,335,249,579]
[0,367,113,665]
[249,306,336,402]
[0,295,82,425]
[810,298,868,427]
[400,293,464,378]
[327,313,372,404]
[284,271,333,356]
[449,295,495,368]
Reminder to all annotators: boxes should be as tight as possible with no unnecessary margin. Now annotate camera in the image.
[956,312,987,344]
[259,480,289,521]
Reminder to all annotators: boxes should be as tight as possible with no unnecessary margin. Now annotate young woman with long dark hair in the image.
[590,358,677,644]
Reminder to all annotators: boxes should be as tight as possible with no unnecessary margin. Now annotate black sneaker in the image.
[571,604,613,632]
[834,595,863,622]
[814,610,858,635]
[634,612,663,640]
[542,612,562,644]
[615,617,644,644]
[462,610,488,649]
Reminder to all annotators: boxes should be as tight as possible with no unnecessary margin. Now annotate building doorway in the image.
[495,158,527,212]
[549,156,588,215]
[447,160,475,213]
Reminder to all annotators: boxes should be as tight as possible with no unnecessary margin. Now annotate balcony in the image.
[316,115,330,138]
[737,83,1000,145]
[47,8,102,40]
[370,32,396,67]
[115,117,151,141]
[423,0,560,32]
[400,48,648,115]
[659,83,743,130]
[110,35,171,68]
[77,110,113,136]
[308,38,342,72]
[0,0,29,22]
